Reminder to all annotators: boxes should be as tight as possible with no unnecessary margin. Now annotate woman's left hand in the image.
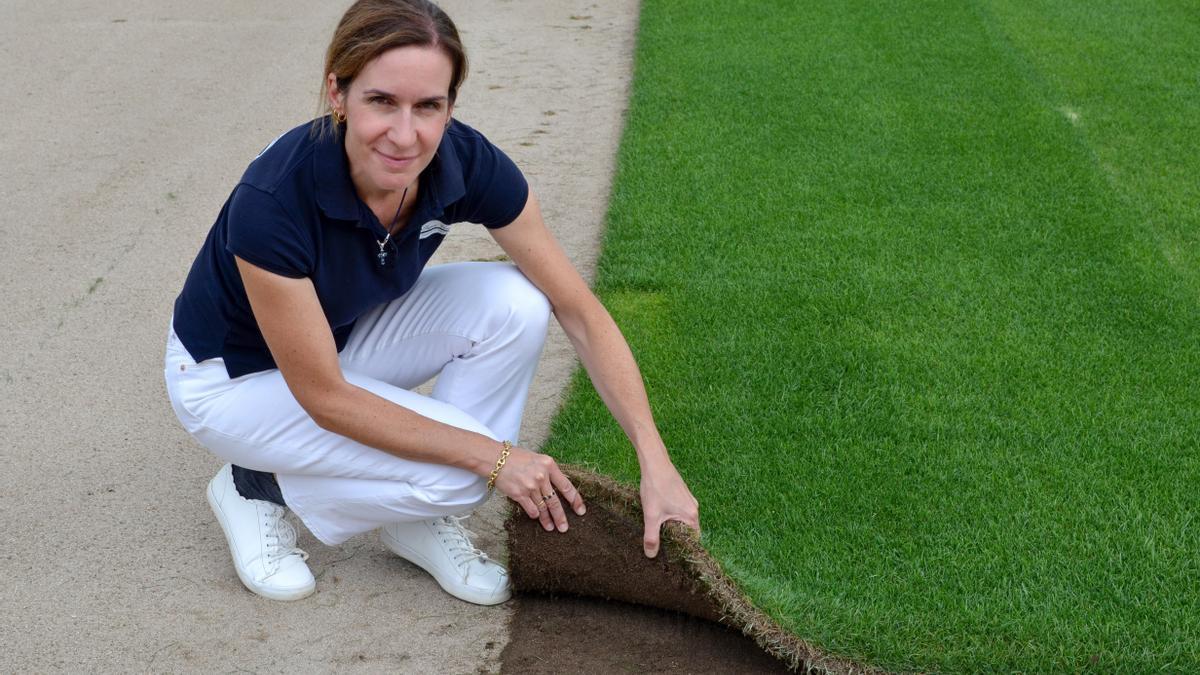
[639,463,700,558]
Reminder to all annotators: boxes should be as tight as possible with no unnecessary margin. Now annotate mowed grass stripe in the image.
[980,0,1200,293]
[544,1,1200,671]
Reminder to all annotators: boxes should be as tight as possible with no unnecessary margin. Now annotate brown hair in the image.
[315,0,467,136]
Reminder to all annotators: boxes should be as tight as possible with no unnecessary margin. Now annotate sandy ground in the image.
[0,1,636,671]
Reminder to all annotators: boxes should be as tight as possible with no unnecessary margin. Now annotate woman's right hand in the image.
[493,445,586,532]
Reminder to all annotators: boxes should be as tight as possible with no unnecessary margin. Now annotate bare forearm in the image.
[307,382,500,477]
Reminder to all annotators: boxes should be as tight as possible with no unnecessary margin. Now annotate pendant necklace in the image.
[375,185,410,269]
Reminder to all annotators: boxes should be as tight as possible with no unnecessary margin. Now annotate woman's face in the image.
[329,46,454,204]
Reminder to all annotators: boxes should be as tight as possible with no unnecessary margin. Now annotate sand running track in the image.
[0,1,637,671]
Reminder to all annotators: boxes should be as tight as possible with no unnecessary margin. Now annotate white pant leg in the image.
[340,262,551,443]
[163,262,550,545]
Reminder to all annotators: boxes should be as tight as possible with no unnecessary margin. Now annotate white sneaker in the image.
[206,464,315,601]
[380,515,511,605]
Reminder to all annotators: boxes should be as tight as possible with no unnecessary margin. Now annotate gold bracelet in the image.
[486,440,513,490]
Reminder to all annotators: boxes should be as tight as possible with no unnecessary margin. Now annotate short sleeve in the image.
[225,184,315,278]
[459,135,530,229]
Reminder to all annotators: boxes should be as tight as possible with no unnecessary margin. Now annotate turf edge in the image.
[506,466,887,675]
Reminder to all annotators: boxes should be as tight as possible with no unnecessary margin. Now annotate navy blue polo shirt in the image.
[172,118,529,378]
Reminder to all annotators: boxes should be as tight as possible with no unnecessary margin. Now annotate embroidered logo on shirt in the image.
[419,220,451,239]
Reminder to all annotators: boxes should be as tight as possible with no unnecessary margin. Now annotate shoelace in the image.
[433,515,502,580]
[262,506,309,572]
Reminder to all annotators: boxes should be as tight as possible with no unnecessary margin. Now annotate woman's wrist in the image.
[628,424,671,468]
[458,435,511,477]
[486,440,513,490]
[635,443,675,476]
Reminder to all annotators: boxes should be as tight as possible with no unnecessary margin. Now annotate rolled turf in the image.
[524,0,1200,671]
[507,467,865,672]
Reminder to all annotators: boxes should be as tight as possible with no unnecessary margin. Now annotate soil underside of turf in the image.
[498,467,873,674]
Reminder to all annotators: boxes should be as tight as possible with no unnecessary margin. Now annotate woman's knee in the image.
[484,263,551,339]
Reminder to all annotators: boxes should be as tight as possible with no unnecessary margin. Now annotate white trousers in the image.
[164,262,550,545]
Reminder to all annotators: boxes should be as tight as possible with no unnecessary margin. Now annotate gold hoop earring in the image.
[333,109,346,124]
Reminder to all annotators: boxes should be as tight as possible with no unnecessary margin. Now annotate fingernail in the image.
[558,523,568,532]
[543,523,553,531]
[578,506,586,515]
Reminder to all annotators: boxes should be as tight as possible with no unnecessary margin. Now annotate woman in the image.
[165,0,699,604]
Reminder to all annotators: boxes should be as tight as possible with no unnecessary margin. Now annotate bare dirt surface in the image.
[0,0,793,672]
[502,596,792,674]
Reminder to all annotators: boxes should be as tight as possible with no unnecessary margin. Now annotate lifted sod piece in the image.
[505,466,882,674]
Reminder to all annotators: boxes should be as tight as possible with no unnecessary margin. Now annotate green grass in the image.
[541,1,1200,671]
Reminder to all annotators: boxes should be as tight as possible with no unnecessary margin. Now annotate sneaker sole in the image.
[380,529,511,606]
[206,482,315,602]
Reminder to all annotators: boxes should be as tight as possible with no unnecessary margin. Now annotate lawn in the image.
[541,0,1200,671]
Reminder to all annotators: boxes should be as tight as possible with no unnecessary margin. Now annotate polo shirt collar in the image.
[313,122,466,224]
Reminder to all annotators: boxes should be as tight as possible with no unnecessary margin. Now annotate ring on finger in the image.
[542,490,556,500]
[535,498,547,509]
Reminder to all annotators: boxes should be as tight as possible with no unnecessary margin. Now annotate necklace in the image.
[375,185,410,269]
